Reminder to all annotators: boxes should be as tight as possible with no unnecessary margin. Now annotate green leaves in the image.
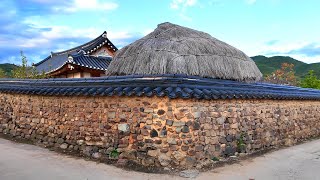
[0,68,6,78]
[300,70,320,89]
[109,149,119,159]
[11,51,47,79]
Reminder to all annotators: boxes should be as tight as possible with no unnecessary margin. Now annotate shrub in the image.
[300,70,320,89]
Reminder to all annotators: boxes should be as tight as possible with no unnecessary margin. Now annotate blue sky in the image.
[0,0,319,64]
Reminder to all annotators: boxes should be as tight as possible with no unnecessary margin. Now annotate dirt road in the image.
[0,138,319,180]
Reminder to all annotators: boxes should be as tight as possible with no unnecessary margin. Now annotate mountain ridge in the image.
[1,56,320,79]
[0,63,17,76]
[251,55,320,79]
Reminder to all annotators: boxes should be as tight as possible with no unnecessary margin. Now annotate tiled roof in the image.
[1,74,320,100]
[34,31,117,73]
[69,52,112,71]
[35,53,69,73]
[35,52,112,74]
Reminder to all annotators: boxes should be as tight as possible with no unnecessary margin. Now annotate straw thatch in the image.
[106,22,262,82]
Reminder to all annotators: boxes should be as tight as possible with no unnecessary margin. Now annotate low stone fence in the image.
[1,92,320,168]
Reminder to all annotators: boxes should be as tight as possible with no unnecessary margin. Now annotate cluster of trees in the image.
[264,63,320,89]
[0,51,47,79]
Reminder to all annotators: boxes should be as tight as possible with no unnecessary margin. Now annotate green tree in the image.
[0,68,6,78]
[11,51,47,79]
[300,70,320,89]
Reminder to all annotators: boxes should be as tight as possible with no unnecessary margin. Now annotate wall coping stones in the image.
[1,74,320,100]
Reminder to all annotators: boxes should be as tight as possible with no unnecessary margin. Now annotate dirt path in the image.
[198,139,320,180]
[0,138,320,180]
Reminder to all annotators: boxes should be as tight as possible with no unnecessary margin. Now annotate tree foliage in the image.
[0,68,6,78]
[264,63,297,86]
[299,70,320,89]
[0,64,16,77]
[11,51,47,79]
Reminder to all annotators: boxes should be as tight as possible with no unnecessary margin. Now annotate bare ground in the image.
[0,138,320,180]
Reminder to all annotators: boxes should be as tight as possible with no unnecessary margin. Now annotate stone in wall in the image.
[0,93,320,169]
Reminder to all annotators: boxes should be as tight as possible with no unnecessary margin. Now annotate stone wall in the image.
[0,93,320,168]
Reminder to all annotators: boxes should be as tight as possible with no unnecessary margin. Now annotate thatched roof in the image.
[106,22,262,82]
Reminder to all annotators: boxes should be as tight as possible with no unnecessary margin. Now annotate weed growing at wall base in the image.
[109,149,119,159]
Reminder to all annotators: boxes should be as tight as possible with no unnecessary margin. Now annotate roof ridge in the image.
[53,31,107,55]
[33,55,51,66]
[34,30,117,68]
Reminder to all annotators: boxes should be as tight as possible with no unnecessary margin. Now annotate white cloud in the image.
[19,38,50,48]
[2,24,100,49]
[261,41,309,54]
[179,13,192,22]
[14,25,140,51]
[13,17,143,50]
[142,29,154,36]
[170,0,197,21]
[0,23,142,64]
[108,31,136,40]
[286,54,320,64]
[257,41,320,63]
[170,0,197,9]
[19,20,102,44]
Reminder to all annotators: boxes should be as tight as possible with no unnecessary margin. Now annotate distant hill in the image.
[0,63,18,76]
[251,55,320,79]
[1,56,319,79]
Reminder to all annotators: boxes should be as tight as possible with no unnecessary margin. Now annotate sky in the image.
[0,0,319,65]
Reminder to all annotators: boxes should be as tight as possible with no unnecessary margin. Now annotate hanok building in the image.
[34,31,118,78]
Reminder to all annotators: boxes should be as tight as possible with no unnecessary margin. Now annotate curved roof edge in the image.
[34,31,117,67]
[1,75,320,100]
[37,52,112,75]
